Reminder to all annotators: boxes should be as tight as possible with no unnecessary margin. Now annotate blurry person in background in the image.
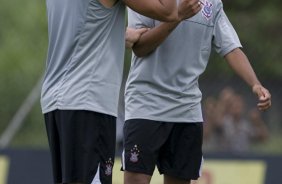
[215,87,236,119]
[222,94,269,152]
[248,108,269,142]
[202,96,221,151]
[41,0,200,183]
[203,88,269,153]
[122,0,271,183]
[203,87,236,151]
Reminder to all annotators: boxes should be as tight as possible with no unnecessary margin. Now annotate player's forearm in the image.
[123,0,178,22]
[225,48,261,88]
[133,21,180,57]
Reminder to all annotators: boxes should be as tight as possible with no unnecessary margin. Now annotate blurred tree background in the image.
[0,0,281,152]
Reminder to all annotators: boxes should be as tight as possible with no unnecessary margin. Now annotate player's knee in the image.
[124,171,151,184]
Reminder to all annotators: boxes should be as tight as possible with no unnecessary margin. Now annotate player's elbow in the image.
[132,49,146,58]
[158,9,178,22]
[132,48,151,58]
[157,0,179,21]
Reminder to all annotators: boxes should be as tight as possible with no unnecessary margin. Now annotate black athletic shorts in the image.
[122,119,203,181]
[44,110,116,184]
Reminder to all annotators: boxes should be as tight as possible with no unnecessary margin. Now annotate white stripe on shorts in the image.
[122,149,126,170]
[199,156,204,177]
[91,163,101,184]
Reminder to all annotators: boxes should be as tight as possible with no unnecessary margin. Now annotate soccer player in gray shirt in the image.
[122,0,272,183]
[41,0,202,183]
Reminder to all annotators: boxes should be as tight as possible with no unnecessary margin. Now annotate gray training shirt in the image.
[41,0,125,116]
[125,0,242,122]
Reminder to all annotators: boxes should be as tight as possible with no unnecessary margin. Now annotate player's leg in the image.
[164,178,199,184]
[164,175,190,184]
[158,122,203,184]
[122,119,173,184]
[124,172,151,184]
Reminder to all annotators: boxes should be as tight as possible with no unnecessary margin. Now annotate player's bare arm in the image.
[125,0,202,22]
[125,27,149,48]
[132,0,202,57]
[123,0,178,21]
[99,0,118,8]
[131,22,179,57]
[224,48,271,111]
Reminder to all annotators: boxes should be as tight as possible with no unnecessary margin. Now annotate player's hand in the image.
[252,84,271,111]
[125,27,149,48]
[178,0,202,21]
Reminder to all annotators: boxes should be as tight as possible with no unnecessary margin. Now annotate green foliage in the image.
[11,102,49,148]
[0,0,47,143]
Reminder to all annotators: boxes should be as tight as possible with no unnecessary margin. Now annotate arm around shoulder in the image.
[123,0,178,22]
[132,21,180,57]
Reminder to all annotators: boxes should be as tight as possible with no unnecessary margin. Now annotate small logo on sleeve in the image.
[201,0,213,20]
[130,145,140,163]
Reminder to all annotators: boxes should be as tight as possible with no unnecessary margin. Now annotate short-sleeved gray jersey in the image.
[125,0,241,122]
[41,0,125,116]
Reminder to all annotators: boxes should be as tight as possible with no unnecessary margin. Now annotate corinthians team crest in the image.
[130,145,140,163]
[201,0,213,20]
[105,158,113,176]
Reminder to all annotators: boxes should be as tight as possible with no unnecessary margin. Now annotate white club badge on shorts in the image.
[130,145,140,163]
[201,0,213,20]
[105,158,113,176]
